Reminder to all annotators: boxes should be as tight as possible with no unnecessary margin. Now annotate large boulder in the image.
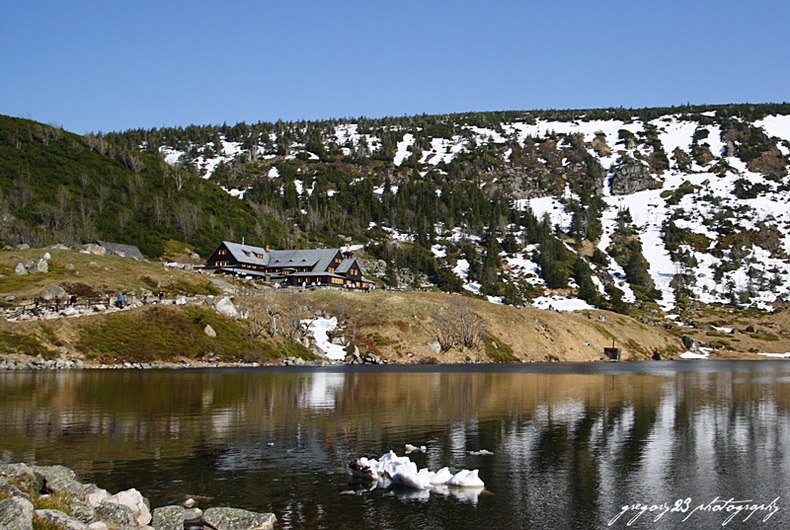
[214,297,239,318]
[39,285,67,302]
[103,488,151,527]
[0,496,34,530]
[202,507,276,530]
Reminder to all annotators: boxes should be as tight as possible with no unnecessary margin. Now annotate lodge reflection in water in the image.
[1,363,789,528]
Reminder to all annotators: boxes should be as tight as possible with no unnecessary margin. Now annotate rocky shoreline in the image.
[0,354,346,371]
[0,462,276,530]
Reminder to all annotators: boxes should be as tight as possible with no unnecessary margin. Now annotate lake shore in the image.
[0,461,276,530]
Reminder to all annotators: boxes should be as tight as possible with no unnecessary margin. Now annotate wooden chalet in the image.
[204,241,373,288]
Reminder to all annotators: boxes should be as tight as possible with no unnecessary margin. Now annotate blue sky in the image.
[2,0,788,133]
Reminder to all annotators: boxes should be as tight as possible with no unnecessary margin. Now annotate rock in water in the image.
[152,505,185,530]
[202,507,276,530]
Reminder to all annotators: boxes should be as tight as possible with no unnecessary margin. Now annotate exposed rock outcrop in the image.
[609,156,661,195]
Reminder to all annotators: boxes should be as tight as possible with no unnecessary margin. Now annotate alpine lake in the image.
[2,361,789,529]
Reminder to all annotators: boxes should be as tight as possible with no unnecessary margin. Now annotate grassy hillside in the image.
[0,116,288,257]
[3,247,787,365]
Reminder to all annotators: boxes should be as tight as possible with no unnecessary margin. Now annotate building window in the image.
[218,250,227,256]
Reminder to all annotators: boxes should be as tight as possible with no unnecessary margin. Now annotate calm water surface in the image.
[2,361,789,529]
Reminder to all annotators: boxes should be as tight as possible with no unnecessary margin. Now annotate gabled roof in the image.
[267,248,339,272]
[221,241,270,266]
[216,242,344,273]
[335,257,356,274]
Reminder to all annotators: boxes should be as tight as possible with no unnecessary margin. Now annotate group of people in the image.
[115,290,165,309]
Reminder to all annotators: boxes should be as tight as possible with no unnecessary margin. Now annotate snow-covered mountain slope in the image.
[150,106,790,313]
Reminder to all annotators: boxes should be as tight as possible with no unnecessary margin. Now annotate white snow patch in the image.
[304,317,346,361]
[394,133,415,166]
[532,296,595,312]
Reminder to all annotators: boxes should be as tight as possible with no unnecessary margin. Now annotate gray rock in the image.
[95,501,139,529]
[214,297,239,318]
[103,488,151,527]
[16,243,31,250]
[152,505,185,530]
[41,252,52,261]
[34,509,89,530]
[183,507,202,523]
[204,324,217,337]
[426,341,442,354]
[610,156,662,195]
[39,285,67,302]
[35,259,49,274]
[65,263,75,270]
[14,262,28,275]
[68,499,96,523]
[0,496,34,530]
[202,507,276,530]
[0,463,41,496]
[31,465,79,495]
[81,244,106,256]
[681,335,697,351]
[88,523,108,530]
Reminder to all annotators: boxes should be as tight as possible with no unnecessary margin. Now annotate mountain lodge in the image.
[204,241,373,288]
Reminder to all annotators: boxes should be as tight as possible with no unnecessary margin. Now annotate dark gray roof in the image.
[216,242,371,281]
[97,241,144,261]
[222,241,270,266]
[336,258,356,274]
[267,248,339,272]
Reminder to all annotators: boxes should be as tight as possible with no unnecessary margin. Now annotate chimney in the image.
[292,245,298,250]
[264,245,270,252]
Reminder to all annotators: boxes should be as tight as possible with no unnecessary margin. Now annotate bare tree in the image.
[432,297,485,352]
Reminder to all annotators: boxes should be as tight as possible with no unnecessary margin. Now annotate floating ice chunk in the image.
[428,467,453,485]
[348,451,485,492]
[392,467,432,490]
[404,443,427,453]
[469,449,494,456]
[447,469,485,488]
